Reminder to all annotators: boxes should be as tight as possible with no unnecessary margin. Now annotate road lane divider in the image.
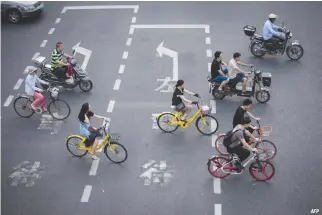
[107,100,115,113]
[208,62,211,72]
[13,79,24,90]
[126,38,132,46]
[207,49,212,57]
[3,95,14,107]
[118,64,125,73]
[89,159,100,176]
[213,178,221,194]
[122,51,129,59]
[113,79,121,91]
[80,185,92,202]
[40,40,48,47]
[32,52,40,60]
[214,204,222,215]
[131,17,136,23]
[55,18,61,24]
[206,37,211,44]
[48,28,55,35]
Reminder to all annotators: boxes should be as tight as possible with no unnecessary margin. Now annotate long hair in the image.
[78,103,89,121]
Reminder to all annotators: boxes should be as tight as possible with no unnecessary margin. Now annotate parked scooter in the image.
[33,49,93,92]
[208,65,272,103]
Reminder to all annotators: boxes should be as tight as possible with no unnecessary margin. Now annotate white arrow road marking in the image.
[13,79,24,90]
[156,42,178,81]
[81,185,92,202]
[61,5,139,13]
[72,41,92,70]
[154,77,172,92]
[142,160,156,169]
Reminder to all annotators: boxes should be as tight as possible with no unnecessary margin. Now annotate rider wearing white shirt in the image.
[228,53,252,94]
[24,66,49,111]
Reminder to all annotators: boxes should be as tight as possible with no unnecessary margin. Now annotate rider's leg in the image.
[181,103,192,121]
[230,145,250,170]
[32,92,45,110]
[218,77,229,91]
[89,138,99,160]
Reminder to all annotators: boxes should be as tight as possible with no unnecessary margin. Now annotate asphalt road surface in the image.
[1,2,322,215]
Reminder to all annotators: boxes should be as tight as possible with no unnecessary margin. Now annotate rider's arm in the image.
[244,130,257,142]
[63,53,73,59]
[267,22,279,36]
[178,95,192,104]
[246,111,259,121]
[93,114,106,119]
[221,61,227,67]
[26,76,42,92]
[236,61,251,67]
[183,89,195,96]
[35,76,48,85]
[240,138,255,151]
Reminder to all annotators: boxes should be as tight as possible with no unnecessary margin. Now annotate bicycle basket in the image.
[201,105,211,114]
[50,87,59,98]
[259,126,272,137]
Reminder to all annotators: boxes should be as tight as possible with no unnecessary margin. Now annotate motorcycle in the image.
[208,65,271,103]
[33,49,93,92]
[243,22,304,60]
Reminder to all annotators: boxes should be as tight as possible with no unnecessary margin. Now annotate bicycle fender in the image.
[66,135,85,142]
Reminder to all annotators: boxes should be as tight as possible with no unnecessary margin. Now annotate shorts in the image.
[230,73,246,87]
[85,138,95,147]
[84,131,102,147]
[214,68,229,81]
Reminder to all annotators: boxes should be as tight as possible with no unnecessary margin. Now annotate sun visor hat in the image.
[24,66,38,75]
[269,13,278,19]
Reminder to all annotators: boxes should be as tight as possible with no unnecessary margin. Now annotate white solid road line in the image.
[89,159,100,176]
[122,51,129,59]
[213,178,221,194]
[210,100,216,114]
[80,185,92,202]
[61,5,139,13]
[3,95,14,107]
[208,62,211,72]
[40,40,48,47]
[129,24,210,35]
[113,79,121,90]
[32,52,40,60]
[48,28,55,35]
[55,18,61,24]
[107,100,115,113]
[13,79,24,90]
[212,135,218,147]
[207,49,212,57]
[214,204,222,215]
[131,17,136,23]
[118,64,125,73]
[206,37,211,44]
[126,38,132,46]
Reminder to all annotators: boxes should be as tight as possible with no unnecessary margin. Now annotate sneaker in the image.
[90,154,99,160]
[233,160,244,173]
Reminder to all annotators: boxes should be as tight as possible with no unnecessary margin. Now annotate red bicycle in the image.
[207,151,275,181]
[214,120,277,160]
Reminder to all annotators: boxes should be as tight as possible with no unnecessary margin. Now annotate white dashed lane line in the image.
[214,204,222,215]
[80,185,92,202]
[32,52,40,60]
[13,79,24,90]
[89,160,100,176]
[113,79,121,90]
[40,40,48,47]
[126,38,132,46]
[55,18,61,24]
[131,17,136,23]
[3,95,14,107]
[206,49,212,57]
[106,100,115,113]
[48,28,55,35]
[206,37,211,44]
[118,64,125,74]
[122,51,129,59]
[213,178,221,194]
[208,62,211,72]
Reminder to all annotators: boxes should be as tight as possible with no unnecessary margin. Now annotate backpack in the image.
[223,129,241,147]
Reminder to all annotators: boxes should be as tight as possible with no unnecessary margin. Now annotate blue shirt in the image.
[80,121,91,138]
[263,20,279,40]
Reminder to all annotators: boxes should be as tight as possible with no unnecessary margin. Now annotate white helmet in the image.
[269,13,278,19]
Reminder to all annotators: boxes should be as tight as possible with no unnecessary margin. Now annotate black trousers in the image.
[265,36,280,50]
[53,66,68,79]
[227,145,250,162]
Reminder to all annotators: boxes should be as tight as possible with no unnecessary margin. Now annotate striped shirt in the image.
[51,49,64,68]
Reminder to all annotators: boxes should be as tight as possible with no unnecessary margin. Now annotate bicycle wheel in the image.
[156,112,179,133]
[195,114,219,135]
[215,134,229,155]
[104,142,128,164]
[48,99,71,120]
[255,140,277,160]
[249,160,275,181]
[207,156,233,178]
[13,96,34,118]
[66,136,88,157]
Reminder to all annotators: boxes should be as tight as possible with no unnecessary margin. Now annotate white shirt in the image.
[25,74,46,96]
[228,58,239,79]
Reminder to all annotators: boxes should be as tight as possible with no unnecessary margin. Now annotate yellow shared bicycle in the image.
[156,99,219,135]
[66,119,128,164]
